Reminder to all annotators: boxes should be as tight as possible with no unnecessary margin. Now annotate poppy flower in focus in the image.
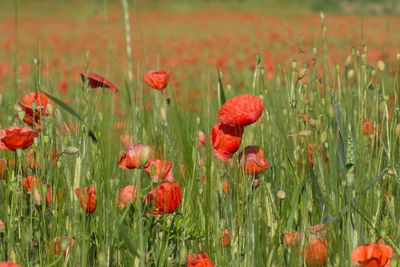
[18,92,53,127]
[352,242,393,267]
[23,176,40,191]
[118,143,153,169]
[211,122,244,161]
[0,261,23,267]
[238,146,269,175]
[75,186,96,214]
[80,72,119,93]
[144,70,170,90]
[116,185,137,210]
[186,251,214,267]
[0,126,37,151]
[144,182,181,216]
[304,238,327,267]
[218,94,264,127]
[50,236,75,256]
[143,159,175,183]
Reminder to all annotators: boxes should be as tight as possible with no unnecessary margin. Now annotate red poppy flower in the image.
[352,242,393,267]
[0,158,14,180]
[218,94,264,127]
[211,122,244,161]
[144,70,170,90]
[46,186,53,206]
[50,236,75,256]
[80,72,119,93]
[0,126,37,151]
[143,159,175,183]
[75,186,96,214]
[18,92,53,127]
[144,182,181,216]
[0,261,23,267]
[0,219,4,228]
[118,143,153,169]
[284,231,301,247]
[304,238,327,267]
[238,146,269,175]
[116,185,137,210]
[220,228,231,247]
[186,251,214,267]
[23,176,40,191]
[363,120,375,136]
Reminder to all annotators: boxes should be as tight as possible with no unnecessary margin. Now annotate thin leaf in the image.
[216,66,226,107]
[309,166,324,211]
[333,92,345,166]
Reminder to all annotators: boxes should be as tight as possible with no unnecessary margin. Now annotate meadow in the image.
[0,0,400,266]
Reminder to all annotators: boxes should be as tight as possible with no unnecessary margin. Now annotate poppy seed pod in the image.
[144,182,182,216]
[75,186,96,214]
[0,126,37,151]
[144,70,170,90]
[352,242,393,267]
[80,72,119,93]
[218,94,264,127]
[211,122,244,162]
[238,146,269,175]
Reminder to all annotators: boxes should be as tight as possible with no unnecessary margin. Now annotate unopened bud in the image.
[395,124,400,137]
[160,106,167,122]
[308,118,316,127]
[17,110,26,121]
[252,179,260,189]
[297,68,307,81]
[46,103,54,115]
[344,55,352,67]
[277,190,286,200]
[64,146,79,155]
[377,60,385,72]
[387,169,394,176]
[140,146,152,167]
[347,69,355,79]
[33,187,41,206]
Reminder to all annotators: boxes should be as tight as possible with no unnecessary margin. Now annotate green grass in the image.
[1,1,400,266]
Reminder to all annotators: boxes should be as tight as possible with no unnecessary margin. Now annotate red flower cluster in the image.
[186,251,214,267]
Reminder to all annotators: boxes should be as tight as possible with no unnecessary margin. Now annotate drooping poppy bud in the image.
[0,126,37,151]
[211,122,244,162]
[116,185,137,210]
[144,70,170,90]
[238,146,269,175]
[143,159,175,183]
[218,94,264,127]
[144,182,181,216]
[186,251,214,267]
[352,242,393,267]
[75,186,96,214]
[80,73,119,93]
[118,143,154,169]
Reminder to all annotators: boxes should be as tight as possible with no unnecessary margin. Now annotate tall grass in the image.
[1,1,400,267]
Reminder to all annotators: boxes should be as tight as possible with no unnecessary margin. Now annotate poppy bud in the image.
[297,68,307,81]
[395,124,400,137]
[64,146,79,155]
[252,178,261,189]
[140,146,152,167]
[277,189,286,200]
[344,55,352,67]
[33,187,41,206]
[347,69,355,79]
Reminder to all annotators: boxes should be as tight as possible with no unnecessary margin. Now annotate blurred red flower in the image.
[186,251,214,267]
[80,72,119,93]
[144,70,170,90]
[50,236,75,256]
[218,94,264,127]
[363,120,375,135]
[75,185,96,214]
[304,238,327,267]
[118,143,153,169]
[18,92,53,127]
[220,228,231,247]
[0,219,4,228]
[238,146,269,175]
[0,158,14,180]
[0,261,23,267]
[0,126,37,151]
[198,130,206,146]
[352,242,393,267]
[144,182,181,216]
[116,185,137,210]
[211,122,244,161]
[143,159,175,183]
[22,176,40,191]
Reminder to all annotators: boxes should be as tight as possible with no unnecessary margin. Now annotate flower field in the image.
[0,0,400,266]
